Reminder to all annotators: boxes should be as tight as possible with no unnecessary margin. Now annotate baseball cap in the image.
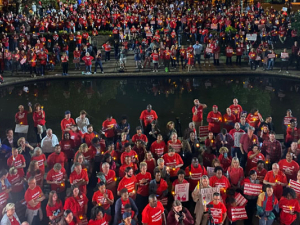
[65,110,71,115]
[213,105,218,108]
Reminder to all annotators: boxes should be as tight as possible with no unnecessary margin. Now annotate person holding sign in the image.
[225,45,233,65]
[167,200,194,225]
[205,192,227,225]
[256,184,279,225]
[241,170,261,225]
[267,49,276,70]
[192,175,211,225]
[279,48,289,74]
[279,187,300,225]
[263,163,287,200]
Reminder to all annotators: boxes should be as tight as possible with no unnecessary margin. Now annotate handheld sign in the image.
[243,183,262,196]
[174,183,189,202]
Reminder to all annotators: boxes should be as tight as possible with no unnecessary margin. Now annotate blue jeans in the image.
[267,60,274,70]
[86,65,92,72]
[94,61,103,72]
[259,218,274,225]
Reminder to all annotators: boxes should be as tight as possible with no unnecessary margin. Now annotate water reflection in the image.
[0,76,300,142]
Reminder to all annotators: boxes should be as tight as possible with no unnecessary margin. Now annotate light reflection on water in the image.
[0,76,299,141]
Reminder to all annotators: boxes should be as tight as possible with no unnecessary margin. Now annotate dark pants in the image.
[30,66,36,75]
[136,194,148,221]
[236,55,241,65]
[62,62,68,74]
[105,51,110,61]
[250,60,257,70]
[94,61,103,72]
[281,61,289,71]
[226,57,232,65]
[245,198,257,225]
[194,54,201,65]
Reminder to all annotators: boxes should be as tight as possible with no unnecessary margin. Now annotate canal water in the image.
[0,75,299,142]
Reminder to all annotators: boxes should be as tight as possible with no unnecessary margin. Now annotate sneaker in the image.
[102,71,104,74]
[286,71,289,74]
[156,70,158,72]
[82,71,85,74]
[94,72,96,74]
[153,70,155,72]
[279,70,282,73]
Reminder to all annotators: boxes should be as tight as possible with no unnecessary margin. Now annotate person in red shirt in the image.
[117,167,137,200]
[47,145,67,170]
[24,177,45,224]
[239,127,259,168]
[285,119,299,147]
[205,192,227,225]
[142,195,166,225]
[162,147,183,178]
[88,206,109,225]
[171,169,189,194]
[209,166,230,200]
[101,162,117,195]
[283,109,297,132]
[251,160,268,184]
[139,104,158,134]
[46,190,64,224]
[278,152,300,182]
[7,148,26,177]
[246,145,265,174]
[15,103,32,130]
[82,52,94,74]
[236,44,243,66]
[61,52,69,76]
[92,181,114,220]
[229,98,243,122]
[249,48,257,70]
[102,41,111,61]
[61,110,75,134]
[263,163,288,200]
[132,126,148,145]
[279,187,300,225]
[119,156,138,178]
[31,147,46,173]
[223,108,236,132]
[64,185,88,221]
[246,109,263,129]
[192,99,207,134]
[60,132,75,160]
[227,157,244,188]
[207,105,222,135]
[226,45,233,65]
[73,47,81,70]
[120,143,138,165]
[167,132,181,153]
[83,125,97,147]
[150,134,166,159]
[70,163,89,194]
[102,115,117,143]
[32,103,46,143]
[26,160,44,188]
[151,49,159,72]
[185,157,207,191]
[7,167,24,202]
[46,163,67,196]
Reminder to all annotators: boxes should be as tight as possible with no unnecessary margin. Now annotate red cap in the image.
[213,105,218,108]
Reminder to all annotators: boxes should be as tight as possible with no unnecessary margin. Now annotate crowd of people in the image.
[0,0,299,76]
[0,97,300,225]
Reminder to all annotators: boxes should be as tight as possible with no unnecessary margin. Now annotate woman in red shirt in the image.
[7,167,24,202]
[144,152,156,175]
[61,52,69,76]
[60,132,75,160]
[100,153,117,172]
[150,49,159,72]
[82,52,94,74]
[88,206,108,225]
[46,190,64,224]
[59,209,78,225]
[1,203,21,225]
[248,48,257,70]
[31,147,46,173]
[64,186,88,221]
[26,160,44,188]
[279,188,300,225]
[32,103,46,144]
[227,157,244,189]
[218,147,232,172]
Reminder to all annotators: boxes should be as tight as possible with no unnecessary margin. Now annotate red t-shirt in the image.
[279,197,300,225]
[70,169,89,194]
[7,172,24,193]
[136,172,152,196]
[120,150,138,165]
[46,168,66,193]
[61,118,75,131]
[246,151,265,174]
[31,154,46,172]
[250,167,267,184]
[88,218,108,225]
[103,170,116,185]
[102,119,117,138]
[83,132,96,147]
[7,154,25,177]
[92,189,114,210]
[278,159,300,182]
[117,176,137,194]
[229,104,243,121]
[209,175,230,190]
[60,139,75,159]
[185,165,208,191]
[24,186,43,210]
[150,141,166,157]
[119,163,138,178]
[264,171,287,199]
[142,201,164,225]
[82,56,94,66]
[140,110,158,126]
[163,153,183,177]
[69,130,83,147]
[227,167,244,186]
[132,134,148,143]
[207,201,227,224]
[26,171,44,187]
[46,201,63,217]
[192,105,204,122]
[207,111,222,134]
[47,152,67,170]
[8,217,19,225]
[167,140,182,153]
[15,110,28,125]
[64,194,88,216]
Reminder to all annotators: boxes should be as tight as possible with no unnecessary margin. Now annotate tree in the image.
[291,11,300,33]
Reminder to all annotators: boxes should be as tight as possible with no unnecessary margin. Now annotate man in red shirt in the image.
[102,115,117,144]
[261,131,282,168]
[70,162,89,194]
[47,145,67,170]
[46,163,67,199]
[120,143,138,165]
[229,98,243,122]
[278,152,299,182]
[209,166,230,201]
[82,52,94,74]
[251,160,267,184]
[139,104,158,134]
[206,192,227,225]
[92,181,114,219]
[24,177,45,224]
[132,127,148,145]
[83,125,96,147]
[7,148,26,177]
[192,99,207,135]
[207,105,222,135]
[150,134,166,159]
[239,127,259,168]
[226,45,233,65]
[185,157,207,191]
[263,163,287,200]
[142,195,166,225]
[135,162,152,219]
[102,41,111,61]
[117,167,137,199]
[60,110,75,134]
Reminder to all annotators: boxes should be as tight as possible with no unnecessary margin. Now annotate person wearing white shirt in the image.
[75,110,90,134]
[41,129,59,156]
